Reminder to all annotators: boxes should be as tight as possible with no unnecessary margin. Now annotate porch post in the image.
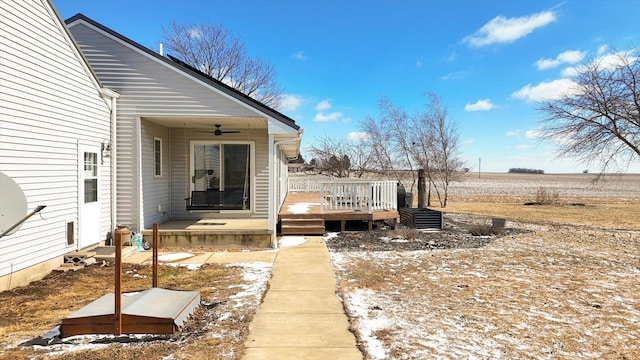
[268,134,276,248]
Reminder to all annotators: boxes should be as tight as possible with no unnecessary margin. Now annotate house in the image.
[0,1,118,291]
[65,15,302,248]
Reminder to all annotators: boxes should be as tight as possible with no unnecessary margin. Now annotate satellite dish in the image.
[0,172,28,236]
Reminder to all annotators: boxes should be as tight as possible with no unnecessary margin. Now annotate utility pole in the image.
[478,157,481,178]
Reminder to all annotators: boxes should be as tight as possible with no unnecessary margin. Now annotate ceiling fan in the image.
[198,124,241,136]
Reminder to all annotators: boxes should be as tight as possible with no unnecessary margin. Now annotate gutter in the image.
[100,88,120,233]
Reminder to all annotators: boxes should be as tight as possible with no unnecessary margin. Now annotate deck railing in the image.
[288,177,397,213]
[287,176,326,192]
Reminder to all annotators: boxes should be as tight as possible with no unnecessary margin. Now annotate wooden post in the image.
[152,223,158,288]
[113,226,129,336]
[418,169,426,208]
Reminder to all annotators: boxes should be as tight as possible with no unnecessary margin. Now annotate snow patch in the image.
[279,236,307,247]
[157,253,195,262]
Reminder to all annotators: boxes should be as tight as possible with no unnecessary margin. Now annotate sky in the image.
[53,0,640,173]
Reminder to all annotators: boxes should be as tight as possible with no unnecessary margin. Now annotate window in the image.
[189,141,252,210]
[154,137,162,177]
[83,152,98,203]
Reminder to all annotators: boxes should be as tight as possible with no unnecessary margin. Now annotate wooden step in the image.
[280,218,325,235]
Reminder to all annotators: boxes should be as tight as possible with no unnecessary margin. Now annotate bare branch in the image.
[162,21,284,108]
[538,48,640,174]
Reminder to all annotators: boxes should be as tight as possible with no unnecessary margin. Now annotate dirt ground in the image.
[0,261,270,360]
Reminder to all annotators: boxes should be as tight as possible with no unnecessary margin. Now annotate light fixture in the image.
[101,140,112,164]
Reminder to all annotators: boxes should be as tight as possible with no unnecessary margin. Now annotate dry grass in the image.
[445,202,640,230]
[335,226,640,358]
[333,172,640,358]
[0,263,258,360]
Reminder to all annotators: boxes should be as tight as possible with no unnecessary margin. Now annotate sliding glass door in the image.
[189,141,252,210]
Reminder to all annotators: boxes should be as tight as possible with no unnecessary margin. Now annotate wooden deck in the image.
[279,192,399,233]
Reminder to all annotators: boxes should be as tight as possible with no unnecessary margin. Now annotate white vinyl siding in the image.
[0,1,111,279]
[140,120,169,227]
[69,22,281,230]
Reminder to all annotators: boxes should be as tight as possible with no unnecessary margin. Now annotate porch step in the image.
[280,218,325,235]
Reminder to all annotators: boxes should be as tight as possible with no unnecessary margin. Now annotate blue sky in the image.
[53,0,640,173]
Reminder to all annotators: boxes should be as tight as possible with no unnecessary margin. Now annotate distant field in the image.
[448,172,640,202]
[441,172,640,230]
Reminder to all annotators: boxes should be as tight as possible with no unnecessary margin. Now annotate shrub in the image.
[389,226,424,240]
[469,224,502,236]
[534,187,562,205]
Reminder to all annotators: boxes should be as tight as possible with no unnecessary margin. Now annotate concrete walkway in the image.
[243,236,363,360]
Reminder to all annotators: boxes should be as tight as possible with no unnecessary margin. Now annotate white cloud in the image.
[563,49,638,78]
[292,50,307,60]
[314,111,343,122]
[511,78,578,102]
[279,94,304,112]
[464,10,556,47]
[315,99,332,111]
[347,132,369,141]
[461,138,475,146]
[597,44,608,55]
[505,130,521,137]
[187,28,201,39]
[525,129,543,139]
[464,99,496,111]
[535,50,586,70]
[597,50,638,70]
[416,58,423,68]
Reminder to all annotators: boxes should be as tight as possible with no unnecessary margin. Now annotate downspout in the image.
[100,88,120,234]
[272,131,303,249]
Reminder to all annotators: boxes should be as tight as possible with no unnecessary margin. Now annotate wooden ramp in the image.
[60,288,200,337]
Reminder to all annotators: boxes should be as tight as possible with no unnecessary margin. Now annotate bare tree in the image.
[362,94,464,207]
[345,137,375,178]
[361,98,418,193]
[538,49,640,174]
[308,136,351,177]
[162,21,284,108]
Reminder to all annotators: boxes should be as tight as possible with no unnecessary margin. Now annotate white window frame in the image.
[154,137,163,177]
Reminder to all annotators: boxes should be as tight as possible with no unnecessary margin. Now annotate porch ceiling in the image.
[143,116,268,130]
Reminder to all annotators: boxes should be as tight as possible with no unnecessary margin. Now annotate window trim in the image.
[154,137,162,177]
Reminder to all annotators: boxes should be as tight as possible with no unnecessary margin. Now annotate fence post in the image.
[113,226,129,336]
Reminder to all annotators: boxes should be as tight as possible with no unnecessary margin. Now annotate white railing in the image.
[320,180,397,213]
[287,177,397,213]
[287,176,328,192]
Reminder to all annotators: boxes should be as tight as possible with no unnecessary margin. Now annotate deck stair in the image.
[280,218,325,235]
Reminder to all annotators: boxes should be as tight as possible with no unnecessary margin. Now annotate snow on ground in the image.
[330,227,640,359]
[225,262,271,310]
[279,236,307,247]
[286,202,319,214]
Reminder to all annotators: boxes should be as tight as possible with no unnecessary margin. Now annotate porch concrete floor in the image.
[141,219,272,249]
[154,219,269,232]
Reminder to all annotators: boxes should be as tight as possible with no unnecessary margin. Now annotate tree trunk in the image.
[418,169,426,208]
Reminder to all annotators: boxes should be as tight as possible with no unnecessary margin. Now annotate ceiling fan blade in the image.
[220,130,241,134]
